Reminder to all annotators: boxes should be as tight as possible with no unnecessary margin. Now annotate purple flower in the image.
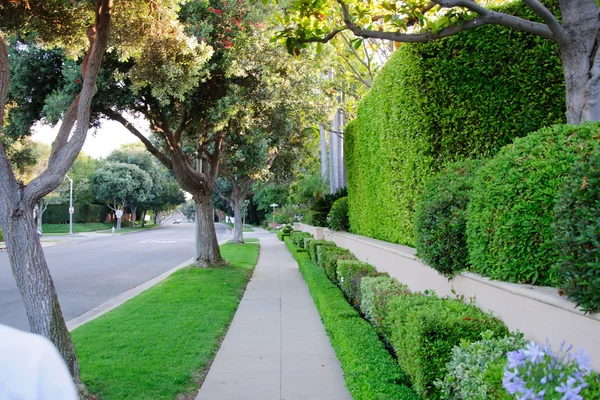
[523,341,546,364]
[573,349,592,373]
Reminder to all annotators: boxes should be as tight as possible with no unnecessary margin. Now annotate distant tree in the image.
[90,162,152,229]
[107,144,184,227]
[180,200,196,222]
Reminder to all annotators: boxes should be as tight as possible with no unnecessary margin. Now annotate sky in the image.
[31,114,150,159]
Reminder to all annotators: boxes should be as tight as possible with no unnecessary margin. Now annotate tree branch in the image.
[49,95,79,164]
[299,28,346,44]
[24,0,113,206]
[101,108,173,170]
[336,0,555,43]
[521,0,567,44]
[0,35,19,208]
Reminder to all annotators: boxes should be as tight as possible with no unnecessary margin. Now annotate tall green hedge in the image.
[345,0,564,246]
[44,204,110,224]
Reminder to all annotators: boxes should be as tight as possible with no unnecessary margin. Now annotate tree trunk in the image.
[130,205,137,228]
[558,0,600,123]
[2,207,87,396]
[232,201,244,244]
[141,209,147,227]
[194,194,224,267]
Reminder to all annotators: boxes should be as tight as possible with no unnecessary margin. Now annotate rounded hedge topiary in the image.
[414,159,483,277]
[328,196,349,232]
[466,123,600,286]
[553,145,600,313]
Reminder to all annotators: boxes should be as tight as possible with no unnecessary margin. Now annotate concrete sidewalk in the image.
[196,235,351,400]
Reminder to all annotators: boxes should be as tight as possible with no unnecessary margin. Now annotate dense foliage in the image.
[467,123,600,286]
[307,239,335,265]
[317,246,355,284]
[290,231,313,248]
[345,0,564,246]
[360,275,410,333]
[415,159,483,276]
[284,239,419,400]
[308,187,347,227]
[328,196,349,231]
[386,293,508,399]
[43,204,110,224]
[553,145,600,313]
[336,259,378,309]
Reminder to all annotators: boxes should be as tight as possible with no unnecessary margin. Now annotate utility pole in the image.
[65,174,73,236]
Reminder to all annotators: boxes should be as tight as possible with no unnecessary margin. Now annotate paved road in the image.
[0,221,228,331]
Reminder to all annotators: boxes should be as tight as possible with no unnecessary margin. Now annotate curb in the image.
[66,232,233,331]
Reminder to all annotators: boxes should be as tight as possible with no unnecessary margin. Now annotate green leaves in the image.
[466,123,600,287]
[415,159,483,277]
[346,0,564,248]
[553,143,600,313]
[90,162,153,208]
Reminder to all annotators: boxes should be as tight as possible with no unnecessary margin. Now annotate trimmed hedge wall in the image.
[345,0,564,246]
[44,204,110,224]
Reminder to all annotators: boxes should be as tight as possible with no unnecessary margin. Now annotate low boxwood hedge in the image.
[284,238,419,400]
[386,293,508,399]
[553,144,600,313]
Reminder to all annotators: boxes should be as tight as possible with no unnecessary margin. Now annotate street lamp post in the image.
[270,203,278,230]
[65,174,73,236]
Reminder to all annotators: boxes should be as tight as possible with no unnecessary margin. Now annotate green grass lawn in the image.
[42,223,114,234]
[42,222,157,235]
[72,241,260,399]
[224,222,254,232]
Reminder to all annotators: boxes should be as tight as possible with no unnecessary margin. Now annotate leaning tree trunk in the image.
[2,206,87,395]
[141,209,147,227]
[194,194,224,267]
[231,201,244,244]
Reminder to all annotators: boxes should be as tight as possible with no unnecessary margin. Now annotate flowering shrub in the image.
[503,340,592,399]
[360,275,410,331]
[436,331,526,399]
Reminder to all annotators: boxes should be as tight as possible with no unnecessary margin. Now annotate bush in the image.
[467,123,600,286]
[482,358,513,400]
[345,1,564,247]
[44,203,110,224]
[290,231,312,248]
[415,159,483,277]
[386,293,508,399]
[319,246,356,284]
[284,238,419,400]
[436,331,526,400]
[360,276,410,332]
[328,196,349,231]
[336,260,379,309]
[553,145,600,313]
[282,224,293,234]
[276,230,284,241]
[307,240,335,265]
[309,187,347,227]
[0,228,4,242]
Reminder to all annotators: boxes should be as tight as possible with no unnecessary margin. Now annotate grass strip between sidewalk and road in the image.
[284,238,419,400]
[72,241,260,399]
[42,223,114,234]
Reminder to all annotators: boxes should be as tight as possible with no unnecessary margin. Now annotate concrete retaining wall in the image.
[293,223,600,371]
